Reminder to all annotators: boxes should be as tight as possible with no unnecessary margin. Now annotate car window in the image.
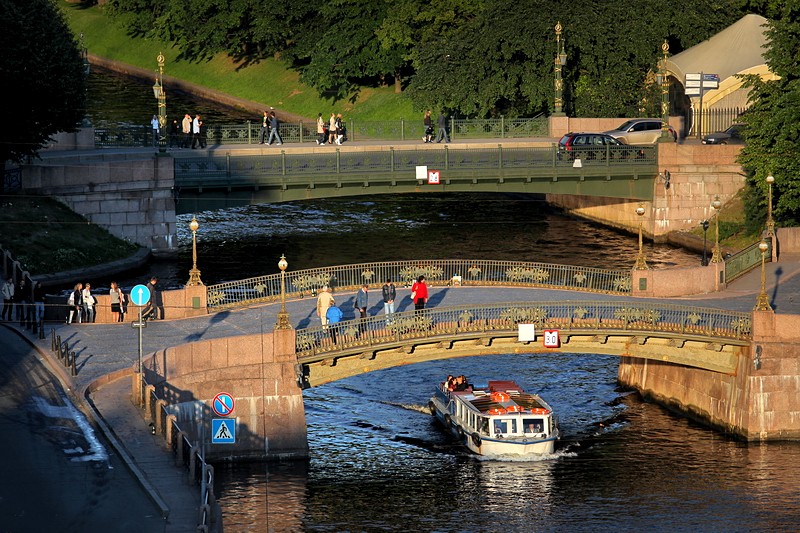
[616,121,635,131]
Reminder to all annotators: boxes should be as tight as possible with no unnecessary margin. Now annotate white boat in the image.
[429,379,559,457]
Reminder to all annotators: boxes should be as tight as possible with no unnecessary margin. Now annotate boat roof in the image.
[450,380,551,416]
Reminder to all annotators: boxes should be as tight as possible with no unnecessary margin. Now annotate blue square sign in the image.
[211,419,235,444]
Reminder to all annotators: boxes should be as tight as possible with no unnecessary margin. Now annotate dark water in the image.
[86,69,800,532]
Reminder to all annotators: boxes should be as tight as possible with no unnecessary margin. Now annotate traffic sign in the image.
[130,284,151,306]
[212,392,235,417]
[428,170,441,184]
[543,329,560,348]
[211,419,235,444]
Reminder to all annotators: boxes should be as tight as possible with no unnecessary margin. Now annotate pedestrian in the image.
[33,281,46,326]
[267,111,282,145]
[335,113,344,145]
[381,278,396,321]
[355,284,369,333]
[143,276,164,320]
[17,279,30,327]
[191,114,201,149]
[81,282,96,323]
[259,110,269,144]
[168,118,180,148]
[328,112,337,144]
[67,282,83,324]
[1,277,14,320]
[316,285,335,327]
[181,113,192,148]
[411,275,428,312]
[316,113,326,145]
[119,286,128,322]
[150,114,160,147]
[109,281,123,323]
[423,110,433,143]
[326,304,343,344]
[435,112,449,143]
[198,119,207,148]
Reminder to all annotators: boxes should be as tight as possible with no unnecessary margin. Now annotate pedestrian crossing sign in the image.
[211,418,236,444]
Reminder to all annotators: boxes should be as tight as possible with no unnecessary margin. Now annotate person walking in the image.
[335,113,344,145]
[33,281,46,326]
[66,283,83,324]
[325,304,343,344]
[435,112,450,143]
[267,111,282,145]
[168,118,180,149]
[1,277,14,321]
[355,284,369,334]
[411,275,429,312]
[16,279,30,327]
[191,114,201,149]
[150,115,160,148]
[316,113,326,145]
[316,285,335,327]
[81,282,96,323]
[109,281,123,323]
[328,113,337,145]
[259,110,269,144]
[381,278,396,321]
[143,276,164,320]
[198,119,208,148]
[181,113,192,148]
[423,110,433,143]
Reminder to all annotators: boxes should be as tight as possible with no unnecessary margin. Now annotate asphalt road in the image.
[0,326,167,532]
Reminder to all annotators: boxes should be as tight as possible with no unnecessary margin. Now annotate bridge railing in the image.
[205,260,633,310]
[725,239,772,283]
[295,300,753,359]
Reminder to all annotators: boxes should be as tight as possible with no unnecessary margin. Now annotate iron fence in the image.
[725,239,772,283]
[686,105,747,138]
[206,260,632,311]
[295,299,752,358]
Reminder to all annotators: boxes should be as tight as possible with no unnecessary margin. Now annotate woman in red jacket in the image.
[411,275,428,312]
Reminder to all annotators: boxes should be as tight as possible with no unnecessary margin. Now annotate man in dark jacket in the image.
[144,277,164,320]
[435,112,450,143]
[381,278,396,321]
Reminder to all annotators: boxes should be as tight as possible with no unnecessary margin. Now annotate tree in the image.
[0,0,87,164]
[738,2,800,231]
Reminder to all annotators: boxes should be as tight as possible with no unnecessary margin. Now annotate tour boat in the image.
[429,379,559,457]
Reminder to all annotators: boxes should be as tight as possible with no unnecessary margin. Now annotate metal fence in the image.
[686,105,747,138]
[205,260,633,311]
[295,299,752,358]
[725,239,772,283]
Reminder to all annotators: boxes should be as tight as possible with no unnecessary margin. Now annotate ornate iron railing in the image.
[295,300,752,359]
[205,260,632,311]
[725,240,772,283]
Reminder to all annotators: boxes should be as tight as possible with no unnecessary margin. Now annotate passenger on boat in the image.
[453,375,469,391]
[444,375,454,391]
[526,422,543,434]
[494,421,504,435]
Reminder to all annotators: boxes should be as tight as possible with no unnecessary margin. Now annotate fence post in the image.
[450,117,455,141]
[226,153,231,178]
[390,147,395,173]
[281,150,286,176]
[336,149,341,174]
[247,120,252,144]
[445,145,449,170]
[498,144,503,169]
[401,118,405,141]
[299,121,304,144]
[349,118,354,142]
[501,115,505,139]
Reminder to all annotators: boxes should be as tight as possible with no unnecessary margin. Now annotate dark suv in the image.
[558,132,626,160]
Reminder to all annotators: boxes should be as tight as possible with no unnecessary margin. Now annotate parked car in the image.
[604,118,676,144]
[558,132,630,161]
[702,123,746,145]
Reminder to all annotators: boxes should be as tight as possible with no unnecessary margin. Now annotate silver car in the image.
[605,118,676,144]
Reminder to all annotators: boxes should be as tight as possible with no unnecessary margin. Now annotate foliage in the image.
[738,2,800,231]
[0,0,87,163]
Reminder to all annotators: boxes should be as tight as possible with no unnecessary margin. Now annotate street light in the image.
[710,195,723,263]
[657,40,673,143]
[152,53,167,153]
[553,22,566,116]
[276,254,291,329]
[766,173,775,237]
[754,240,773,311]
[634,203,649,270]
[701,220,710,266]
[186,216,203,286]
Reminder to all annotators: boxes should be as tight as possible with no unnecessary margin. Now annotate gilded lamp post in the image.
[766,173,775,237]
[186,216,203,286]
[276,254,291,329]
[754,240,773,311]
[152,53,167,153]
[553,22,567,116]
[710,195,723,263]
[634,204,649,270]
[657,40,672,142]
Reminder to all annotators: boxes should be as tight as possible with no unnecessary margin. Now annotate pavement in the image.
[3,252,799,530]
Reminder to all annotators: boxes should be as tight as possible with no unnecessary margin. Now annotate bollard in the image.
[51,329,56,351]
[70,351,77,376]
[38,320,45,340]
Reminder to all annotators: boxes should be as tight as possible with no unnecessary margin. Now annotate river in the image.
[85,66,800,532]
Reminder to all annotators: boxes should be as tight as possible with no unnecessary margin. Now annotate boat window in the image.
[523,418,545,433]
[494,419,517,436]
[479,418,489,434]
[494,420,505,435]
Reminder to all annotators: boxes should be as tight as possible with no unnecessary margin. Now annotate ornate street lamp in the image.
[754,240,773,312]
[634,203,649,270]
[710,195,723,263]
[276,254,291,329]
[186,216,203,286]
[553,22,567,116]
[657,40,673,143]
[152,53,167,153]
[701,220,709,266]
[766,173,775,237]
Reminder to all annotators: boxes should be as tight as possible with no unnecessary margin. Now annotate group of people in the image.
[66,282,100,324]
[66,276,162,324]
[423,110,450,143]
[1,277,46,327]
[316,112,347,145]
[259,108,283,145]
[163,113,207,149]
[443,374,471,392]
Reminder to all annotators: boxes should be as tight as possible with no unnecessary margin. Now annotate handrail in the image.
[725,239,772,283]
[205,260,633,311]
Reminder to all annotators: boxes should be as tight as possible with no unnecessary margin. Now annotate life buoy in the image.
[531,407,550,415]
[490,391,510,403]
[505,405,524,413]
[487,407,507,415]
[472,432,482,447]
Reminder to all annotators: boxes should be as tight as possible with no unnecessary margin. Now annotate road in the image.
[0,326,166,532]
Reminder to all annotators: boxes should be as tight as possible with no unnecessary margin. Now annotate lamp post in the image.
[710,195,723,263]
[276,254,291,329]
[634,203,649,270]
[701,220,709,266]
[186,216,203,286]
[152,53,167,153]
[754,240,773,311]
[766,173,775,237]
[553,22,566,116]
[657,40,673,142]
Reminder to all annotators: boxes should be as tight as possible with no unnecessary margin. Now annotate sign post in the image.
[685,72,719,139]
[130,283,151,405]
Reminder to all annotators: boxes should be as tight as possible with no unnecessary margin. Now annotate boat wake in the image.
[380,401,431,415]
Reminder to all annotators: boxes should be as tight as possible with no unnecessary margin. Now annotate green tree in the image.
[738,2,800,231]
[0,0,87,164]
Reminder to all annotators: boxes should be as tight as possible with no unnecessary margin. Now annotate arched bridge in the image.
[292,300,751,388]
[173,144,658,213]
